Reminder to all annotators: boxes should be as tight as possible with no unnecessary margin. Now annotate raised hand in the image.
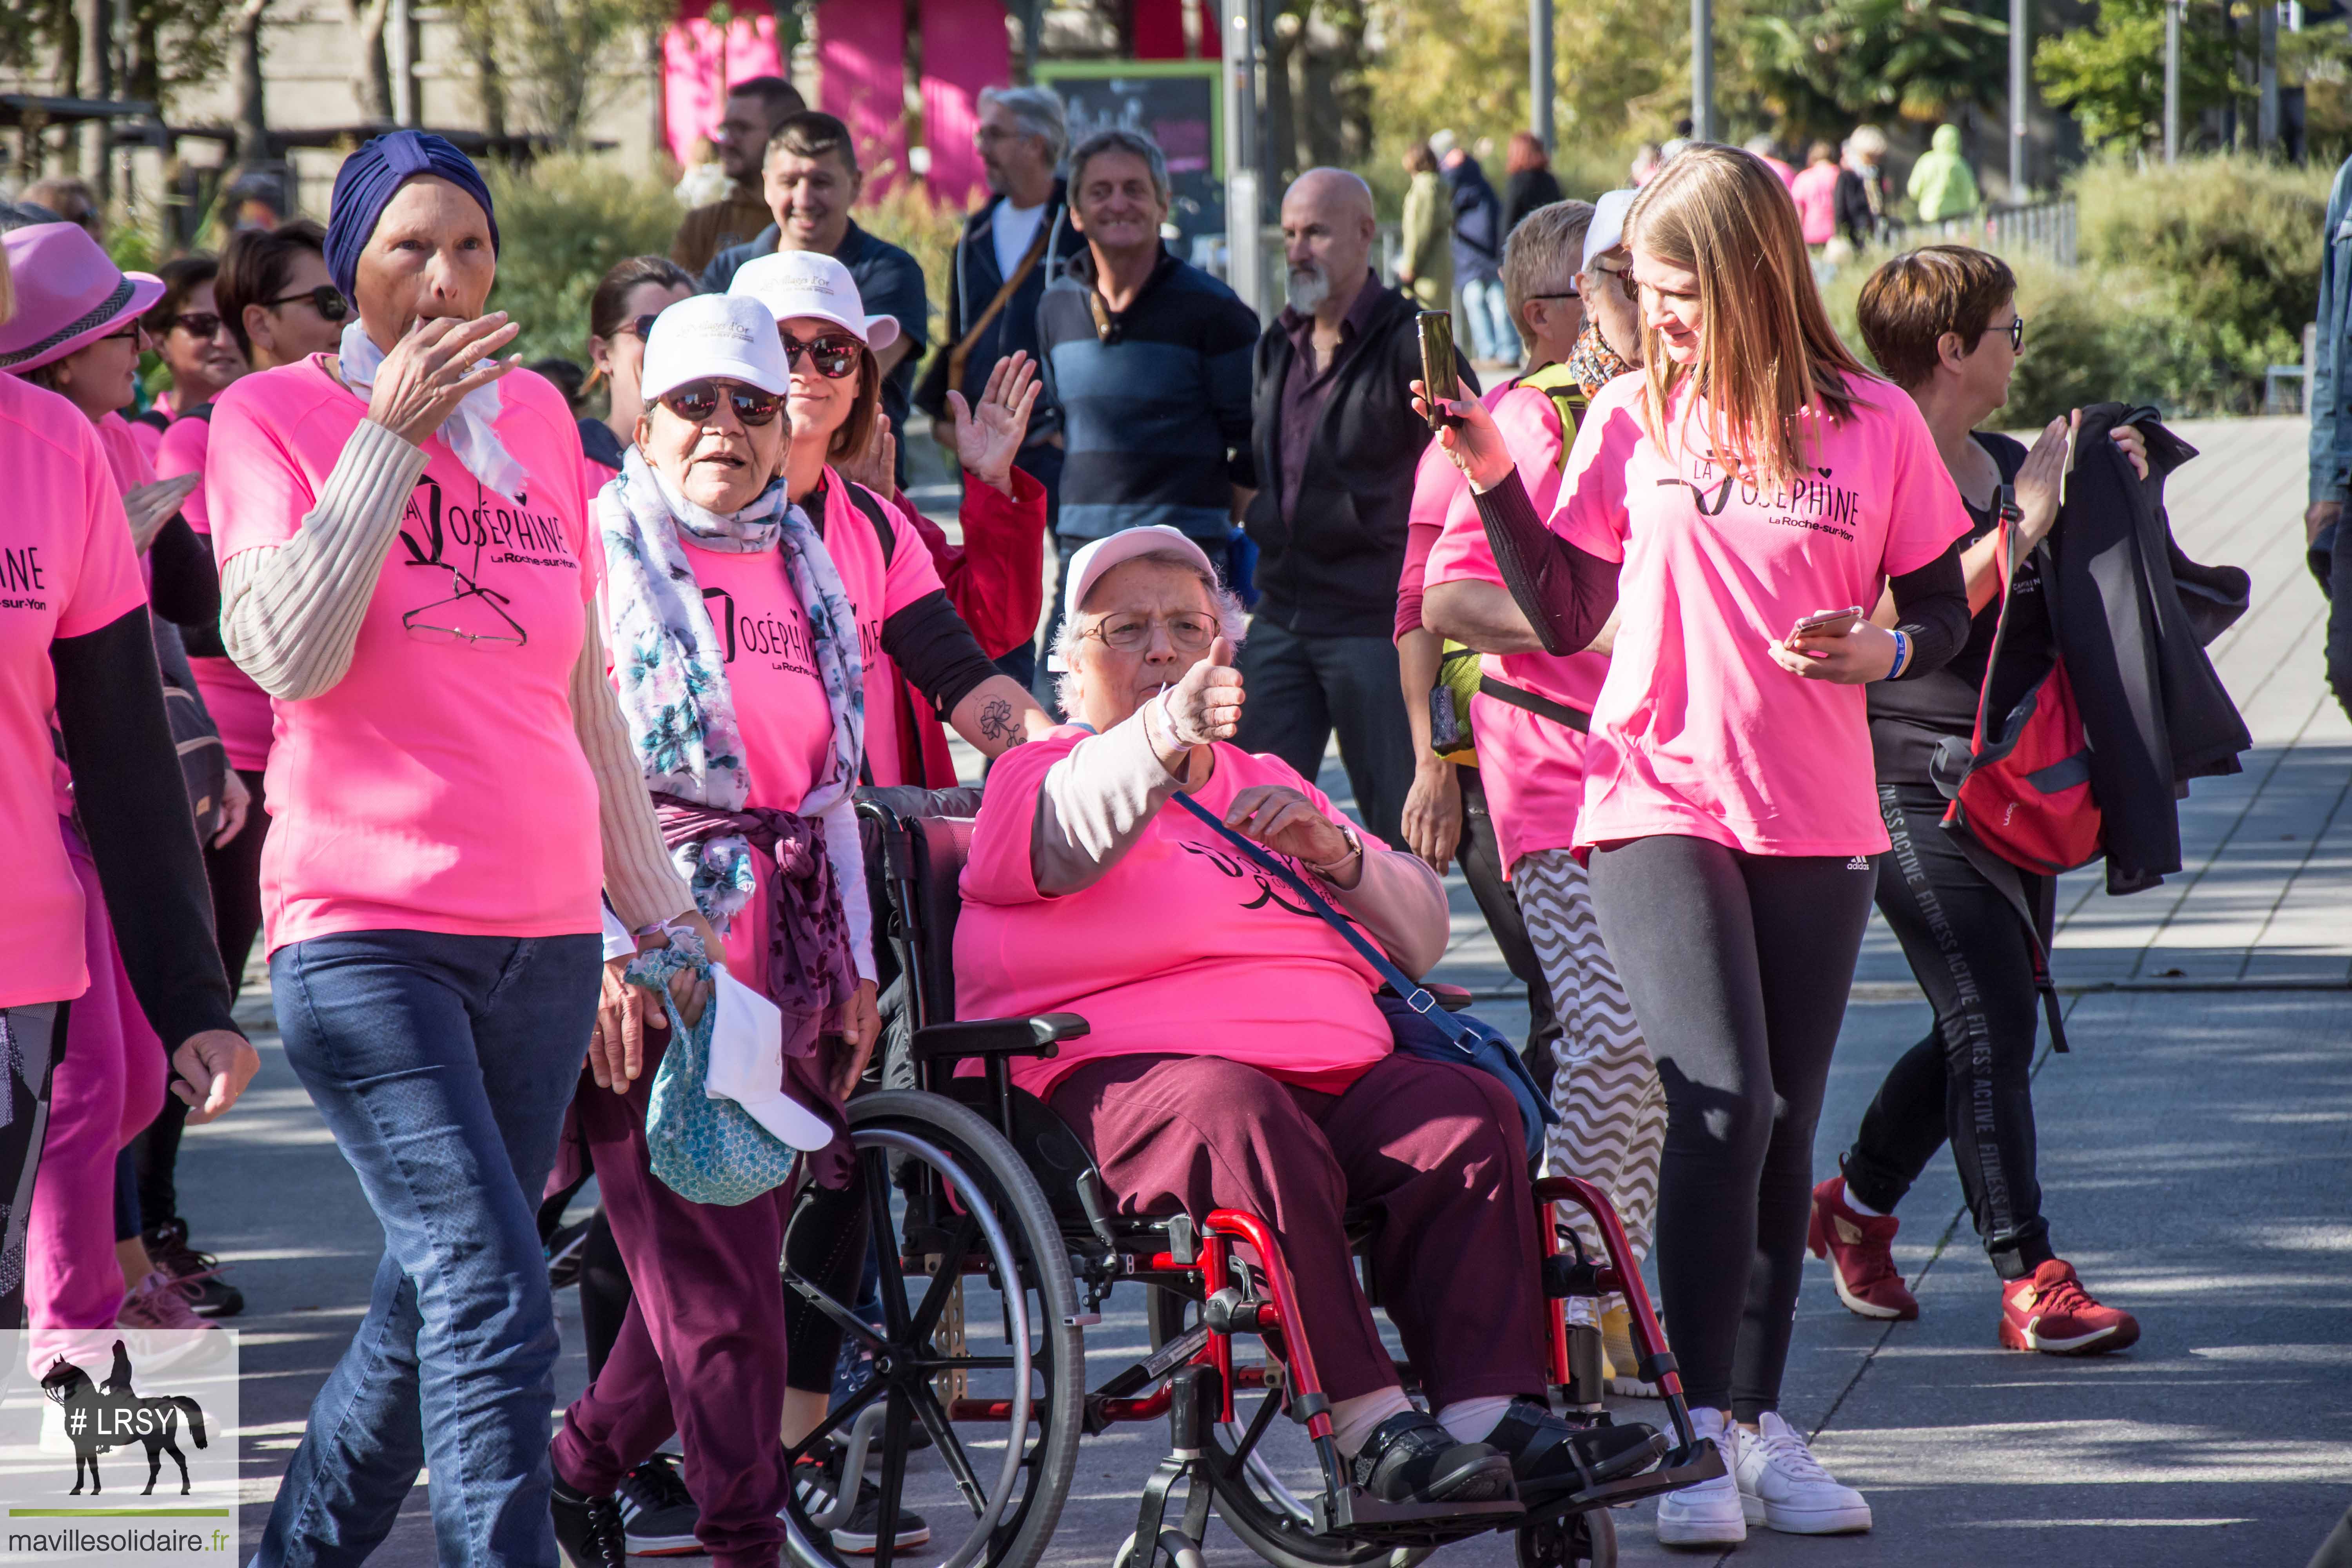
[948,351,1041,497]
[122,473,200,554]
[363,312,521,448]
[840,414,898,504]
[1410,377,1514,490]
[1162,634,1245,747]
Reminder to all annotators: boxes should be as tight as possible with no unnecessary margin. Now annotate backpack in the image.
[1937,490,2103,878]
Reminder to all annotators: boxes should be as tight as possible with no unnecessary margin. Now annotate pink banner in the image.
[916,0,1008,209]
[817,0,908,196]
[662,0,786,168]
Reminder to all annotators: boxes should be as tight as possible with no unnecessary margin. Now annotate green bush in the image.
[1820,153,2332,423]
[484,154,684,367]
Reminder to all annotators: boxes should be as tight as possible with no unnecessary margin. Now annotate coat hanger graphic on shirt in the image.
[398,476,528,646]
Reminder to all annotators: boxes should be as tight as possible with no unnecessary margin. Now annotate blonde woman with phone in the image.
[1422,145,1974,1546]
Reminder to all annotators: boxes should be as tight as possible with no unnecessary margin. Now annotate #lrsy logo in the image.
[39,1342,208,1497]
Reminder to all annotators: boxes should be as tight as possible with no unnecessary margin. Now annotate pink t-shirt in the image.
[1426,382,1608,870]
[208,359,603,951]
[154,411,274,772]
[1791,163,1840,246]
[97,411,156,495]
[0,376,151,1007]
[811,472,948,790]
[1551,374,1969,858]
[957,732,1392,1099]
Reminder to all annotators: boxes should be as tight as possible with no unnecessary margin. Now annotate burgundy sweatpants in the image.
[1048,1051,1548,1405]
[551,1036,793,1568]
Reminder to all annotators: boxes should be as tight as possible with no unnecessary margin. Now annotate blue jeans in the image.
[1459,276,1518,365]
[256,929,601,1568]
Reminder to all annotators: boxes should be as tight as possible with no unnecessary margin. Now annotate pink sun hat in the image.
[0,222,165,376]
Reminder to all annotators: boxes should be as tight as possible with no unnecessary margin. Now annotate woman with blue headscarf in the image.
[204,131,716,1566]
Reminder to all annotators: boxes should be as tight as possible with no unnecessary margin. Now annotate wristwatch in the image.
[1305,822,1364,881]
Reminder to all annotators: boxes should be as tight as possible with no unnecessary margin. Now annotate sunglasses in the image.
[1988,315,2026,351]
[657,379,785,426]
[780,330,864,380]
[163,312,228,339]
[264,285,350,322]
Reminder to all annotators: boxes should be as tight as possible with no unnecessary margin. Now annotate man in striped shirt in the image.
[1036,127,1258,675]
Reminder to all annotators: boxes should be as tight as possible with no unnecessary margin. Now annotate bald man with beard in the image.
[1239,168,1477,849]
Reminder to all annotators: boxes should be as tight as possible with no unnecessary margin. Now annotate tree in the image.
[1742,0,2010,140]
[444,0,670,148]
[2033,0,2247,153]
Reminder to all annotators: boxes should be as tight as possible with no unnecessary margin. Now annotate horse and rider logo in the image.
[38,1340,210,1496]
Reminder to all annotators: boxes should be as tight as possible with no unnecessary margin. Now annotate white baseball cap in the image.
[1583,187,1637,274]
[1048,526,1220,672]
[639,293,791,403]
[727,250,902,352]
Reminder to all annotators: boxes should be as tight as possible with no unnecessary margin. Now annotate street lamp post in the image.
[2164,0,2182,163]
[1690,0,1713,143]
[2009,0,2027,198]
[1223,0,1263,315]
[1531,0,1554,151]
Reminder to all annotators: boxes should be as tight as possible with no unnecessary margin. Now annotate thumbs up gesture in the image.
[1161,634,1246,748]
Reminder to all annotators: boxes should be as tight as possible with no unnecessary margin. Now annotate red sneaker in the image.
[1808,1176,1918,1321]
[1999,1260,2140,1355]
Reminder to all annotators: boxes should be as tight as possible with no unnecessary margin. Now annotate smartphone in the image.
[1416,310,1457,431]
[1787,605,1865,643]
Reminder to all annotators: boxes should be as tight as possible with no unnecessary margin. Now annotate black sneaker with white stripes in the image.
[615,1452,702,1556]
[791,1444,931,1555]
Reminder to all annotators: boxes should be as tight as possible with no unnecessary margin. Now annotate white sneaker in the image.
[1733,1411,1872,1534]
[1654,1407,1745,1547]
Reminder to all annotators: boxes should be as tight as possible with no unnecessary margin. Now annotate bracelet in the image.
[1885,628,1911,681]
[1305,822,1365,880]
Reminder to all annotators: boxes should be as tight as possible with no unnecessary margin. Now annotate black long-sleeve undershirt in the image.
[881,588,998,718]
[1470,466,1972,677]
[50,607,240,1051]
[145,514,220,628]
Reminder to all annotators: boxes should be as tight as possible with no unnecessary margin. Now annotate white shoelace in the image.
[1749,1421,1835,1484]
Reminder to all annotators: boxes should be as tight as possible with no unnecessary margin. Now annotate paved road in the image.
[194,418,2349,1564]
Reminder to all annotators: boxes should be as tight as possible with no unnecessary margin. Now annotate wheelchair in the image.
[772,788,1722,1568]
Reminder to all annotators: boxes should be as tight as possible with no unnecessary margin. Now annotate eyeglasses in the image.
[163,312,227,339]
[264,285,350,322]
[1081,611,1218,653]
[401,564,528,646]
[781,330,864,380]
[100,322,143,344]
[1525,289,1581,303]
[1594,261,1638,302]
[1987,315,2026,351]
[657,379,785,426]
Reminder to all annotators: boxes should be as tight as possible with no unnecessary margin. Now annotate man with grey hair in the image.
[1239,167,1472,850]
[916,83,1083,685]
[1033,125,1259,704]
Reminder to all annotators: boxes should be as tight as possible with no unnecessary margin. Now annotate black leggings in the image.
[1587,835,1876,1420]
[133,766,270,1236]
[1455,767,1565,1083]
[1841,783,2052,1279]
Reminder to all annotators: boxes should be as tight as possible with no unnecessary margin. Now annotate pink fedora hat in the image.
[0,222,164,376]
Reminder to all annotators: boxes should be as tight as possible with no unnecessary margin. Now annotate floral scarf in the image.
[600,445,865,923]
[1565,321,1633,401]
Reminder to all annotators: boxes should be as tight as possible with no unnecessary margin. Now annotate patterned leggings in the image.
[1514,849,1666,1270]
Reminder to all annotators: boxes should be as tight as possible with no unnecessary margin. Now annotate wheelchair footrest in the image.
[1311,1489,1524,1541]
[1519,1436,1730,1523]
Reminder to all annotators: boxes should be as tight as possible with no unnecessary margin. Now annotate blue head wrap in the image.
[323,131,501,301]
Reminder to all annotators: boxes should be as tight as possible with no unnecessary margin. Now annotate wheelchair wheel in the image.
[1144,1289,1428,1568]
[782,1090,1085,1568]
[1515,1511,1615,1568]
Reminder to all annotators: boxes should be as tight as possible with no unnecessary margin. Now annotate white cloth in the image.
[704,965,835,1151]
[991,198,1048,284]
[335,321,530,501]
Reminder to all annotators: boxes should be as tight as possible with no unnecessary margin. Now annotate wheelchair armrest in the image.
[911,1013,1091,1063]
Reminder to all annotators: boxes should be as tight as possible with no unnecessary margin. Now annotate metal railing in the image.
[1882,198,2078,268]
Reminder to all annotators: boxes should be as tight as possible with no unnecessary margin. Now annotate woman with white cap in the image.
[728,249,1057,786]
[201,130,711,1566]
[550,290,913,1568]
[0,227,256,1336]
[0,220,261,1341]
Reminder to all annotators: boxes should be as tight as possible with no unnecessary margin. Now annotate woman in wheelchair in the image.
[954,526,1664,1513]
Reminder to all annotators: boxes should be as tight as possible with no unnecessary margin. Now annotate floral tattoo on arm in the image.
[977,696,1024,750]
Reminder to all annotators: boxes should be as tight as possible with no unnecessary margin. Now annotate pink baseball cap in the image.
[0,222,165,376]
[1048,526,1220,672]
